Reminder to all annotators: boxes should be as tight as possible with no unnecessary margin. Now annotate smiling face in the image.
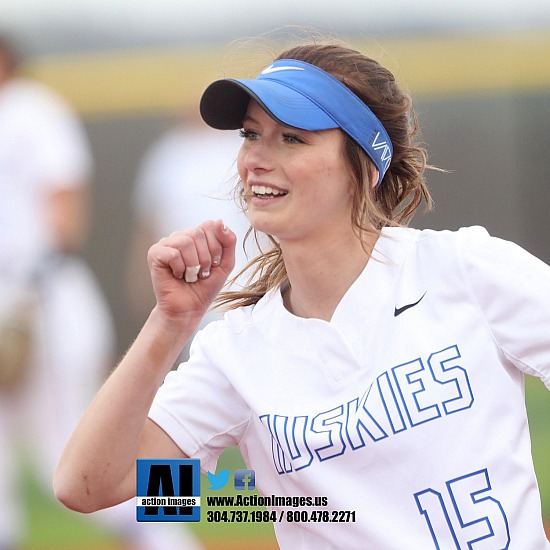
[237,100,355,244]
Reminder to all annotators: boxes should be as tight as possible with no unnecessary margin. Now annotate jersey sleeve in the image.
[458,226,550,389]
[147,322,252,473]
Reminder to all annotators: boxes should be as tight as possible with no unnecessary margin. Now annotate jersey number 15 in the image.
[414,468,510,549]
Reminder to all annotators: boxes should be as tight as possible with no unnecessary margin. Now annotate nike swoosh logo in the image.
[261,65,305,75]
[394,292,426,317]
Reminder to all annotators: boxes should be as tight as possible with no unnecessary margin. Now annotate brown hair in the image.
[215,41,433,311]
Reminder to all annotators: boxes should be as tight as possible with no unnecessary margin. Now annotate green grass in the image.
[526,376,550,519]
[22,470,119,549]
[18,377,550,548]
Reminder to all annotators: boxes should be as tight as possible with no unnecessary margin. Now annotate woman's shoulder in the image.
[382,225,496,258]
[384,225,548,276]
[378,225,534,277]
[383,225,490,243]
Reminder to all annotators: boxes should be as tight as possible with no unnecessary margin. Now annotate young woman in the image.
[54,42,550,549]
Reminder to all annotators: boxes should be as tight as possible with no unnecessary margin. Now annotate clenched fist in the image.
[147,219,236,327]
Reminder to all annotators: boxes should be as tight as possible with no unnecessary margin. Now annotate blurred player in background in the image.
[0,34,202,550]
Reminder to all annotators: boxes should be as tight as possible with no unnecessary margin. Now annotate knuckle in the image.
[147,242,161,259]
[167,248,181,261]
[201,219,217,231]
[177,228,204,248]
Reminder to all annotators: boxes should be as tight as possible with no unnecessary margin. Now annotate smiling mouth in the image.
[251,185,288,198]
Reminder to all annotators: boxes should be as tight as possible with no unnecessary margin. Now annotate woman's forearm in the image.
[53,307,199,513]
[54,220,235,513]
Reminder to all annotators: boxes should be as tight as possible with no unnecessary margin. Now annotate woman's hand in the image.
[147,219,236,327]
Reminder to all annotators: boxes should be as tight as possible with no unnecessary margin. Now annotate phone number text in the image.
[206,509,356,523]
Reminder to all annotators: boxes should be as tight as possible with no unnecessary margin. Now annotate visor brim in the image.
[200,78,338,132]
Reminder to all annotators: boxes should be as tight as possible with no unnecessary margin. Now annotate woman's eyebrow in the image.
[241,114,258,125]
[242,113,321,136]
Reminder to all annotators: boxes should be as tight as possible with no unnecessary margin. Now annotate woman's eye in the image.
[283,133,304,144]
[239,129,258,140]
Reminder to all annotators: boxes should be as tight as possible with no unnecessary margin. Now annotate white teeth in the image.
[251,185,287,196]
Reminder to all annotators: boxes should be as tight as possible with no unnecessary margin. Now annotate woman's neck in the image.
[280,228,380,322]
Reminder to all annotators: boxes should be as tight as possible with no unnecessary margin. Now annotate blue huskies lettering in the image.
[260,345,473,474]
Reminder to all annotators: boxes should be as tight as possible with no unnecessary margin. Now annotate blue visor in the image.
[200,59,393,186]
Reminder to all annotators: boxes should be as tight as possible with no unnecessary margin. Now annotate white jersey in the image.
[149,226,550,549]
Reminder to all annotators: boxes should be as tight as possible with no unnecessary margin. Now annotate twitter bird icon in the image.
[208,469,230,490]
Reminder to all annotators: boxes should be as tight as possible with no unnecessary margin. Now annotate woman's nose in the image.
[241,141,274,173]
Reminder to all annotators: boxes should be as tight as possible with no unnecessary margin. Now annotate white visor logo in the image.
[261,65,305,75]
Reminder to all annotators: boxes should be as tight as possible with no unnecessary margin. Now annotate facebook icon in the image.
[234,469,255,490]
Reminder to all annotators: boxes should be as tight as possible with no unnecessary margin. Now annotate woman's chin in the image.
[247,216,278,238]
